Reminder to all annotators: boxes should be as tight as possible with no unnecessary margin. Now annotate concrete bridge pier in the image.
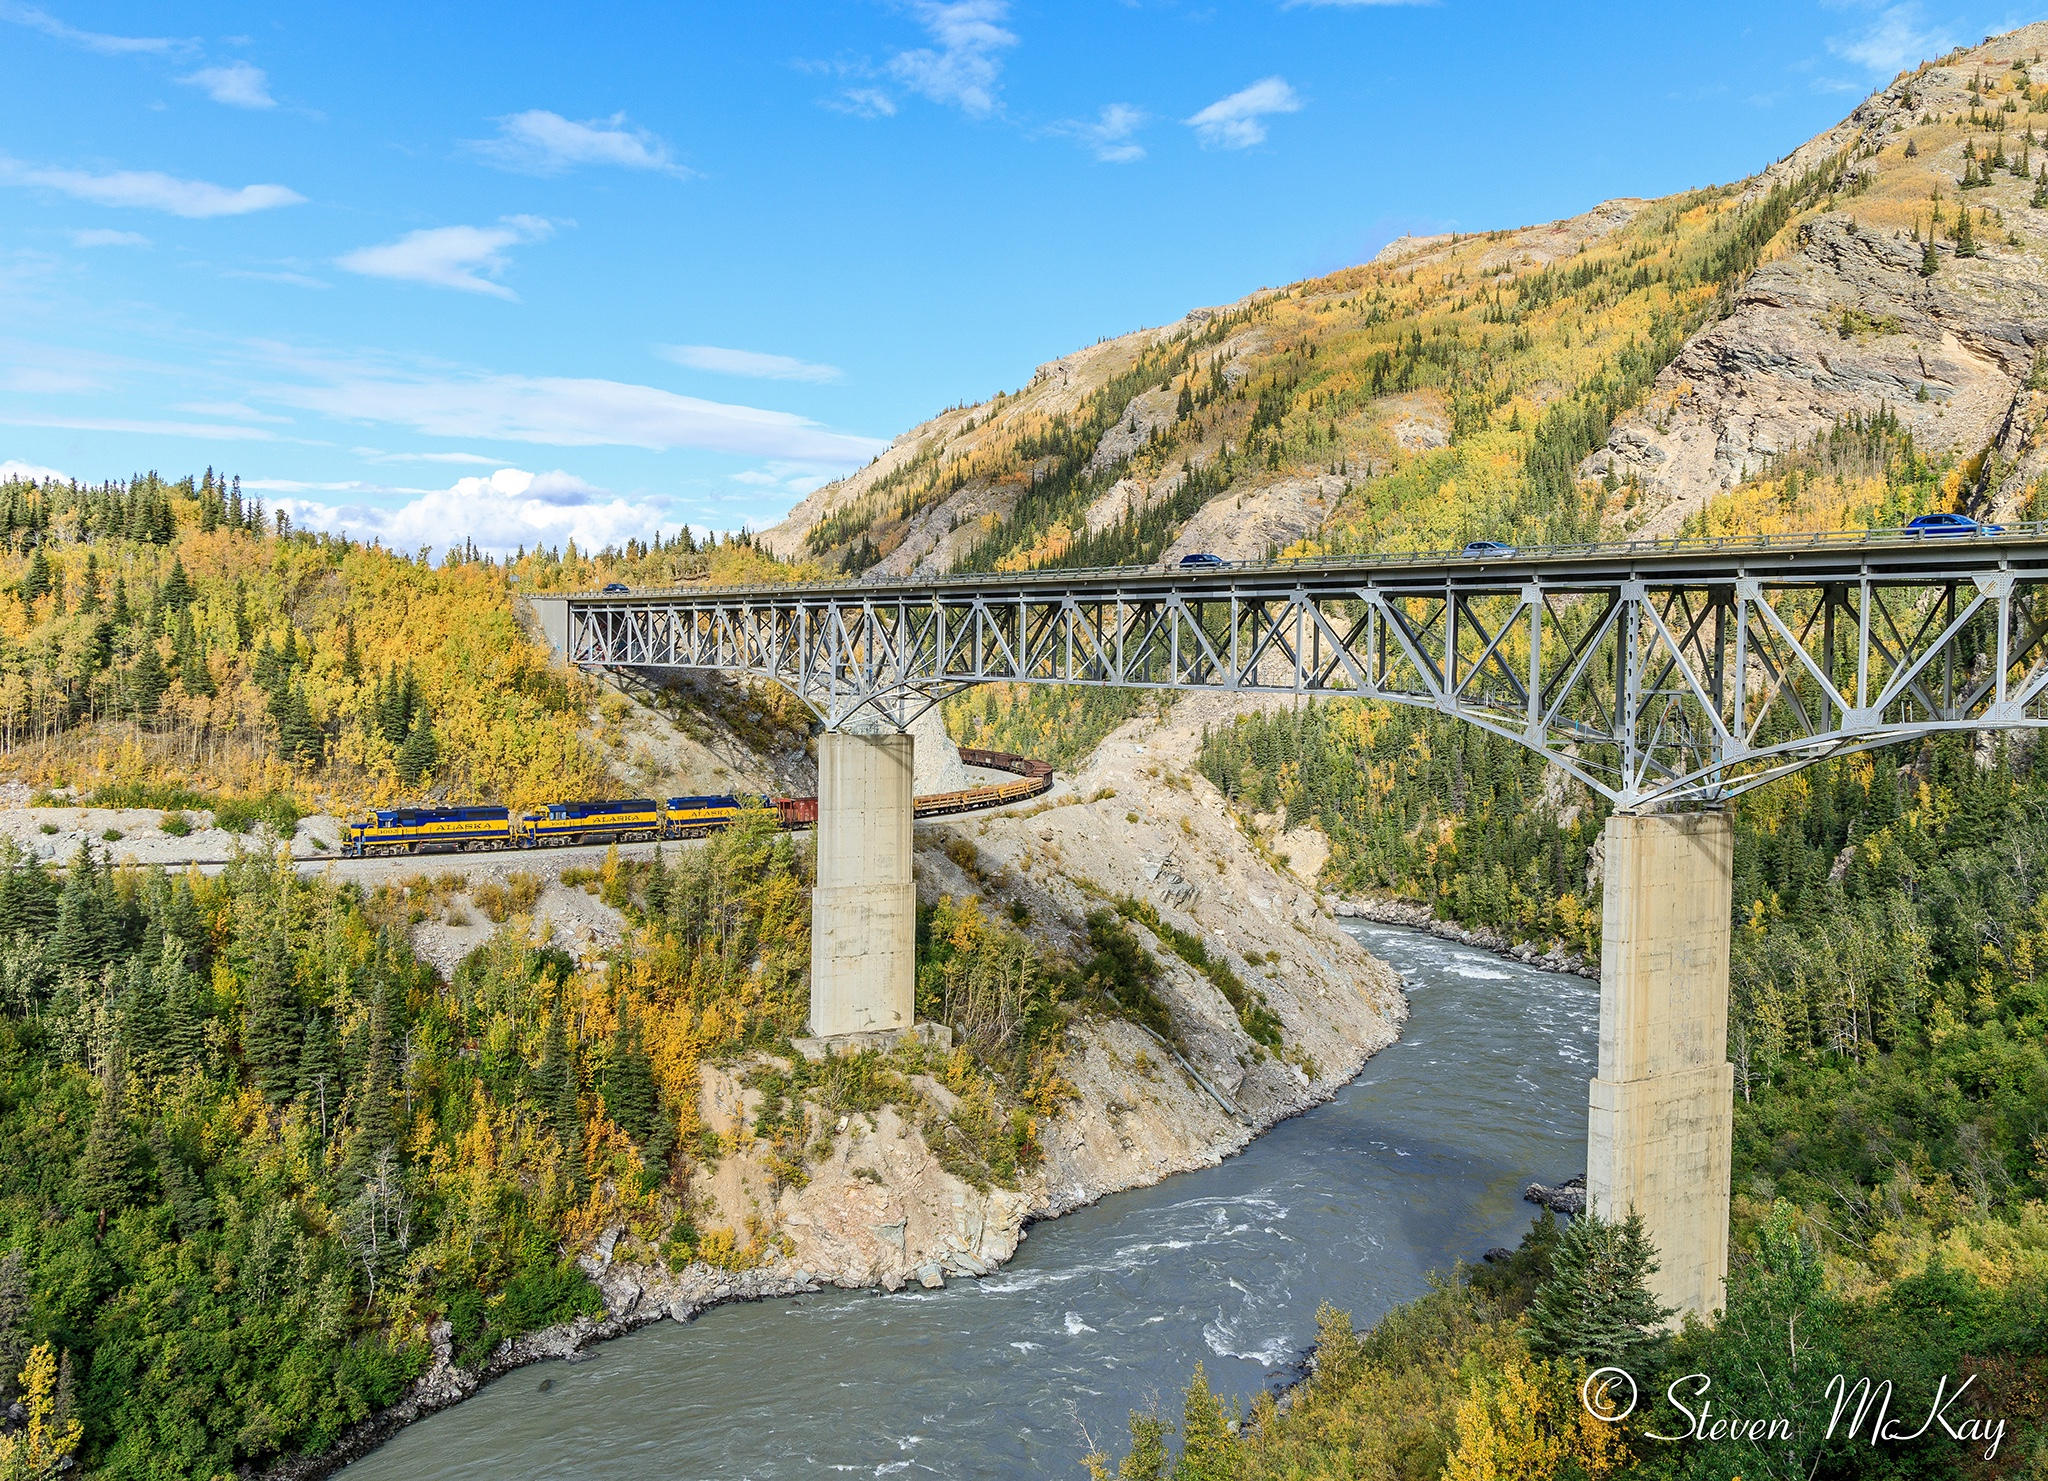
[808,730,917,1039]
[1586,809,1734,1321]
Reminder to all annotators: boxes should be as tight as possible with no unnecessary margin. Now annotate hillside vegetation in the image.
[0,470,803,811]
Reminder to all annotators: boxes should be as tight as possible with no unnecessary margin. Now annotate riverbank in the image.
[1327,893,1596,980]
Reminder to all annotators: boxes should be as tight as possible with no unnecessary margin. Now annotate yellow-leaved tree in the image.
[0,1343,81,1481]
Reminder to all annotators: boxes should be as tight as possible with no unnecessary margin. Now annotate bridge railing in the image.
[552,520,2048,602]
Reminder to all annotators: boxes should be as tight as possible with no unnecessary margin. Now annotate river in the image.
[342,923,1599,1480]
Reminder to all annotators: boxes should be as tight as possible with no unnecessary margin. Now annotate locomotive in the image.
[337,749,1053,859]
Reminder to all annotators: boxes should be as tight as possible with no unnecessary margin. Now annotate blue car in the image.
[601,581,630,593]
[1461,540,1518,559]
[1177,552,1227,568]
[1906,513,2003,537]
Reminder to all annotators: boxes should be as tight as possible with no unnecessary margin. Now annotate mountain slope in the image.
[766,24,2048,579]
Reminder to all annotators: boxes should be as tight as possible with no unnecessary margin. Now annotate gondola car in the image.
[341,805,512,857]
[518,798,662,847]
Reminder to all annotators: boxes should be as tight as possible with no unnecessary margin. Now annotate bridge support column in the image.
[808,730,916,1039]
[1587,810,1733,1321]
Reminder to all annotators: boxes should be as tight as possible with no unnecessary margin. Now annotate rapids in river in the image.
[343,923,1598,1480]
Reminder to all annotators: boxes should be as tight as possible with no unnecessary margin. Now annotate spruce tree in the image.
[130,642,167,720]
[347,981,397,1177]
[146,1124,212,1239]
[600,1006,656,1145]
[241,917,301,1103]
[395,718,438,786]
[73,1045,140,1221]
[537,991,583,1188]
[161,557,193,612]
[19,549,49,606]
[1527,1207,1676,1367]
[296,1011,340,1139]
[47,846,113,983]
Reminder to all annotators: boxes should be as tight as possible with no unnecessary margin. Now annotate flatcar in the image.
[342,805,512,857]
[519,798,663,847]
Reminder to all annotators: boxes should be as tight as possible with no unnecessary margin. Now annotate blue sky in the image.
[0,0,2022,553]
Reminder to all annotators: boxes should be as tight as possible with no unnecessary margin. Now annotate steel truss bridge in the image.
[536,526,2048,811]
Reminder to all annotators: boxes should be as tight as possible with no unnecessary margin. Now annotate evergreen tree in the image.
[161,557,193,612]
[162,951,209,1074]
[73,1045,140,1221]
[1920,240,1941,276]
[19,549,50,606]
[296,1011,340,1139]
[230,578,251,649]
[537,990,583,1187]
[240,918,301,1103]
[1955,207,1978,257]
[129,640,168,720]
[0,1250,27,1404]
[109,577,130,629]
[599,1005,656,1145]
[146,1123,212,1239]
[1527,1207,1675,1367]
[395,717,438,785]
[47,847,115,984]
[347,982,397,1176]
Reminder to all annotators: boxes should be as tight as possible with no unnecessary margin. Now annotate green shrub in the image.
[90,779,213,811]
[159,812,192,837]
[212,791,303,837]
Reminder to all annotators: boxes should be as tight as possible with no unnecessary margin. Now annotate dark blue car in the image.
[1906,513,2003,537]
[1177,552,1227,568]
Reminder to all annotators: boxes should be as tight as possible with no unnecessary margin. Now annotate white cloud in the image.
[260,368,887,463]
[887,0,1016,116]
[1827,4,1953,74]
[1186,76,1301,149]
[180,61,274,108]
[831,88,898,118]
[223,268,329,288]
[0,2,183,54]
[1059,103,1148,163]
[474,110,690,177]
[273,467,673,557]
[656,343,842,383]
[71,227,150,247]
[0,363,102,393]
[0,412,282,440]
[358,449,502,465]
[336,216,554,299]
[173,400,292,423]
[2,158,303,216]
[0,459,69,483]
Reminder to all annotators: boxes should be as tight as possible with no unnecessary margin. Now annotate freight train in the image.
[339,748,1052,858]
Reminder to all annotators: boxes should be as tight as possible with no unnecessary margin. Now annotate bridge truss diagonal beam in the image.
[550,534,2048,809]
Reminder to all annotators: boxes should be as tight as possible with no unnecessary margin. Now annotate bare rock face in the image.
[1587,215,2046,534]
